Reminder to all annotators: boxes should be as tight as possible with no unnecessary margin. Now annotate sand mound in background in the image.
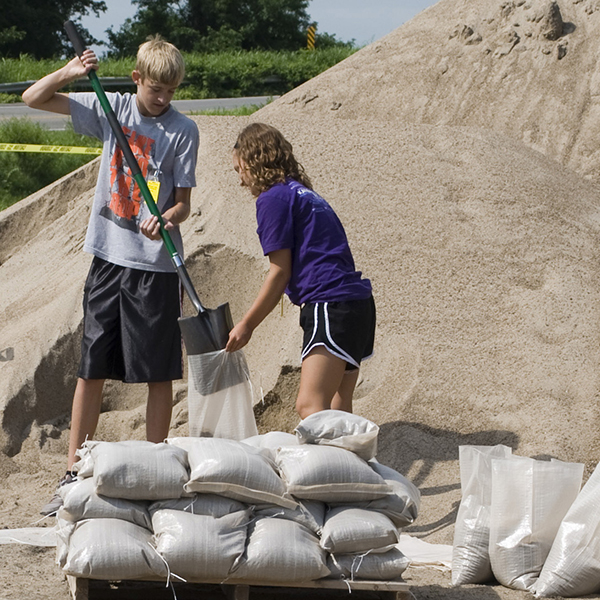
[261,0,600,182]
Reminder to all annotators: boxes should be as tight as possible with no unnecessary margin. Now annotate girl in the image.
[226,123,375,418]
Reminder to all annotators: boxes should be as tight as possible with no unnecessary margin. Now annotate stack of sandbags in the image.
[271,410,419,583]
[56,440,189,580]
[451,445,584,593]
[57,411,420,586]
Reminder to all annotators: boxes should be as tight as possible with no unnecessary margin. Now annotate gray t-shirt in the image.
[70,92,199,272]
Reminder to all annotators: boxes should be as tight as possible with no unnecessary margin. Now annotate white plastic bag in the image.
[320,506,400,554]
[533,461,600,597]
[231,516,330,583]
[60,518,166,580]
[294,410,379,461]
[489,456,584,591]
[153,508,251,581]
[328,547,410,581]
[187,350,257,440]
[169,437,296,509]
[88,440,189,500]
[276,445,391,503]
[452,444,513,585]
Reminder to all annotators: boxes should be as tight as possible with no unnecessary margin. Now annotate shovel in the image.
[64,21,232,355]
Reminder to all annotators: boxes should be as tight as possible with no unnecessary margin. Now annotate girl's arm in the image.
[225,248,292,352]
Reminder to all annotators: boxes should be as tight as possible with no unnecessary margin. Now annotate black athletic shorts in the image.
[78,256,183,383]
[300,296,376,371]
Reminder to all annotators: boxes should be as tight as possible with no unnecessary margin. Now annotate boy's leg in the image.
[146,381,173,442]
[296,347,348,419]
[331,369,360,414]
[68,378,105,469]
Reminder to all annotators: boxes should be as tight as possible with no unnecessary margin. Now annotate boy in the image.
[22,36,199,515]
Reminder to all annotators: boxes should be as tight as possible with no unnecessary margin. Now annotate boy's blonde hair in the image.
[234,123,312,193]
[136,35,185,86]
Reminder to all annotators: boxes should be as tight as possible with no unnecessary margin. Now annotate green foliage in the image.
[0,119,100,211]
[2,47,356,99]
[106,0,337,57]
[180,47,356,98]
[0,0,107,59]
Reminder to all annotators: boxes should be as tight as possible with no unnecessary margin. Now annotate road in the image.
[0,96,276,130]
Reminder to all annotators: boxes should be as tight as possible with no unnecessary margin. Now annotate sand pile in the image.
[2,0,600,598]
[261,0,600,182]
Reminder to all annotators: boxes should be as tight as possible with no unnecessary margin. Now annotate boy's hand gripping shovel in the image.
[64,21,232,355]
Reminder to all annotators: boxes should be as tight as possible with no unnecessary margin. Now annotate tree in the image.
[0,0,106,59]
[106,0,320,57]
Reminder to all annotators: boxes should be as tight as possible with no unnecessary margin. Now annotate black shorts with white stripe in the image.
[299,296,376,371]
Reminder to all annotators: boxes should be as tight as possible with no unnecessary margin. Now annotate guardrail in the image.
[0,77,140,94]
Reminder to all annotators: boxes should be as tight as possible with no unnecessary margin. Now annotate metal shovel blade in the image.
[178,302,233,355]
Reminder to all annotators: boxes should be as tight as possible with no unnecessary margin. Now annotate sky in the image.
[79,0,438,55]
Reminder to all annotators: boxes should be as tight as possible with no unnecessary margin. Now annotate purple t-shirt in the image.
[256,180,372,306]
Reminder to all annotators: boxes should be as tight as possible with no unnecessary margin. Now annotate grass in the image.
[0,119,101,211]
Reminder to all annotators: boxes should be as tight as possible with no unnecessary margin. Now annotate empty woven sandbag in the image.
[328,547,410,581]
[60,518,166,580]
[452,444,513,586]
[232,516,330,583]
[276,445,391,502]
[169,437,296,509]
[88,440,189,500]
[320,506,400,554]
[187,350,257,440]
[532,461,600,597]
[242,431,298,460]
[295,410,379,461]
[149,493,246,519]
[489,456,584,591]
[153,508,251,581]
[347,461,420,528]
[58,477,151,529]
[255,499,326,535]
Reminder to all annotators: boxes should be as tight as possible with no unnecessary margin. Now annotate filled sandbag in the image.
[58,477,151,529]
[328,547,410,581]
[59,518,166,580]
[187,349,258,440]
[452,444,513,586]
[532,461,600,597]
[168,437,296,508]
[294,410,379,461]
[232,516,330,583]
[149,493,246,519]
[255,499,326,535]
[347,461,420,528]
[276,445,391,502]
[153,508,251,581]
[242,431,298,460]
[87,440,189,500]
[489,456,584,591]
[320,506,400,554]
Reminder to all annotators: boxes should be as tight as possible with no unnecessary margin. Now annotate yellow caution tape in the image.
[0,143,102,155]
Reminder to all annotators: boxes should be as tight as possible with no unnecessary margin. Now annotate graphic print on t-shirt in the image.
[99,126,157,233]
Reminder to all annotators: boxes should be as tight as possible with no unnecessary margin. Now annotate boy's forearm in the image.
[22,52,97,114]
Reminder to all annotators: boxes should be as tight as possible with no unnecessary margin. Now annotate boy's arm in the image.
[225,249,292,352]
[22,50,98,115]
[139,187,191,240]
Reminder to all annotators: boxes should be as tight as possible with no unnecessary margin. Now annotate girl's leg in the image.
[331,369,360,414]
[296,346,349,419]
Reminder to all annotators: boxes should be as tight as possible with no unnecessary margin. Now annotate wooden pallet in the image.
[67,575,411,600]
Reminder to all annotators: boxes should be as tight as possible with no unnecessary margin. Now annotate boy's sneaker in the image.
[40,472,77,517]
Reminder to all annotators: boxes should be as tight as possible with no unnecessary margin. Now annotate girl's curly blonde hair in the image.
[234,123,312,193]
